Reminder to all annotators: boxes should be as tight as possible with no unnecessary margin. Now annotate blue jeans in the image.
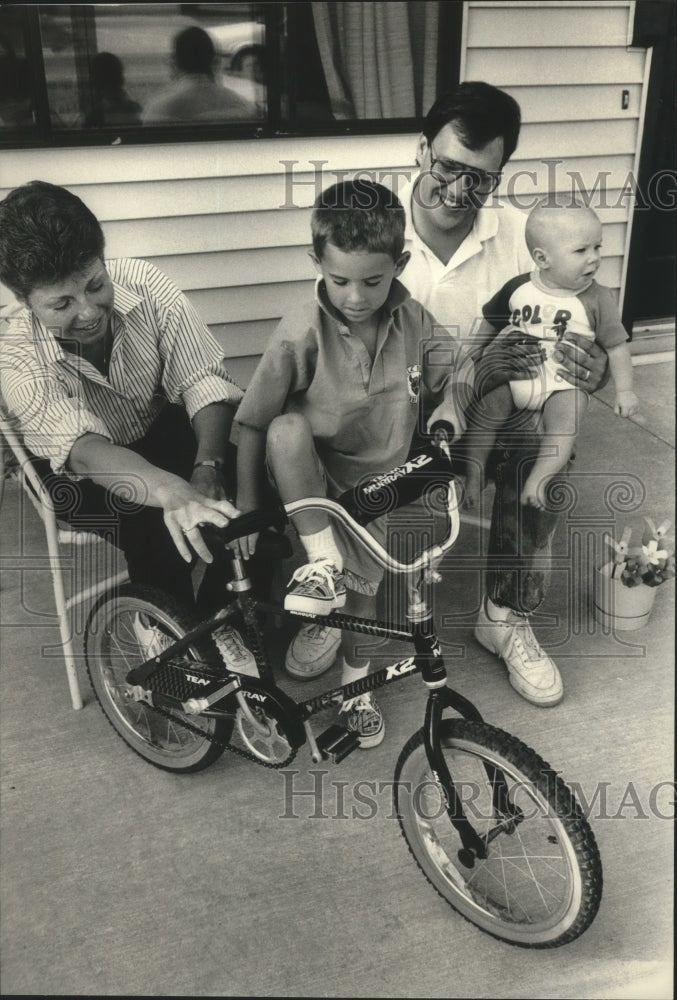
[486,433,570,614]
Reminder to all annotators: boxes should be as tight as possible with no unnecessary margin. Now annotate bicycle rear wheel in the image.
[85,584,233,773]
[395,719,602,947]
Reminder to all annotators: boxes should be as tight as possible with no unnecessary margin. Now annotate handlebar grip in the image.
[200,502,288,553]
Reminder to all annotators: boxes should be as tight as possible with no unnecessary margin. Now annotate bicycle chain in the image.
[147,667,299,770]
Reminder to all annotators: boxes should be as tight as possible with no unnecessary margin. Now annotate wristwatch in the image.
[193,459,225,472]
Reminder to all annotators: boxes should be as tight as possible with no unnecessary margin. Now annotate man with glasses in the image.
[393,80,609,707]
[286,81,608,706]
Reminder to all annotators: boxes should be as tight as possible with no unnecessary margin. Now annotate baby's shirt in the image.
[483,272,628,350]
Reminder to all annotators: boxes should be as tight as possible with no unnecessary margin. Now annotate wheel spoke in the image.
[85,587,230,772]
[395,720,602,945]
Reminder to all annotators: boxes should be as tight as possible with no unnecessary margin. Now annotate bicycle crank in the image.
[234,701,294,764]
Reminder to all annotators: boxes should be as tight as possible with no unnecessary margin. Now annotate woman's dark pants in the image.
[33,405,265,614]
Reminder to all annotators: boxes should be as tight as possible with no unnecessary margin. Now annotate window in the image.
[0,2,461,147]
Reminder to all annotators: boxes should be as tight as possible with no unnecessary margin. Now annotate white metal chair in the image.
[0,412,129,709]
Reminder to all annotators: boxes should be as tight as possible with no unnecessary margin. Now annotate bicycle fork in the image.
[409,577,518,866]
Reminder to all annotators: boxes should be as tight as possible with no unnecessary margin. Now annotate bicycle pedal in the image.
[315,724,360,763]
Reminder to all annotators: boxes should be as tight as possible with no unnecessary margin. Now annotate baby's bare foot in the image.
[463,473,482,511]
[521,472,549,510]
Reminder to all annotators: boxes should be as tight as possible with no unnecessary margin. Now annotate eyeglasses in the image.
[428,141,502,194]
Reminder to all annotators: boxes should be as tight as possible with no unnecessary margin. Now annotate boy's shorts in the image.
[265,446,383,597]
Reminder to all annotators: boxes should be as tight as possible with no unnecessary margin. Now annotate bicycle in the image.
[84,426,603,948]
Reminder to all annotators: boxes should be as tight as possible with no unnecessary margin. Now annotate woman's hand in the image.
[553,332,609,392]
[474,329,545,397]
[67,434,240,563]
[158,479,240,564]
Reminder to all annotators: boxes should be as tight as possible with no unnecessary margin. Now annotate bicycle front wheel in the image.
[85,584,232,773]
[395,719,602,947]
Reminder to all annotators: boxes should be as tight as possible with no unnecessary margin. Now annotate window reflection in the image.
[0,7,35,131]
[141,24,262,123]
[37,3,266,130]
[0,52,34,130]
[3,2,458,143]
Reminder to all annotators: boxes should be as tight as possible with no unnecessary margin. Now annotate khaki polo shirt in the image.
[235,278,469,498]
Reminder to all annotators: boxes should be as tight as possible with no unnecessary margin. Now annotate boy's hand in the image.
[232,494,260,561]
[614,389,640,418]
[190,464,229,502]
[426,402,464,438]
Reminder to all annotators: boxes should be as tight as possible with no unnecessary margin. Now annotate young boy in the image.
[234,180,471,748]
[462,201,639,511]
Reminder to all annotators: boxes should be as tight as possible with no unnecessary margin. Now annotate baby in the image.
[463,201,639,510]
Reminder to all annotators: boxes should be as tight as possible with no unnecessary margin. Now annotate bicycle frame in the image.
[125,462,505,861]
[87,431,603,946]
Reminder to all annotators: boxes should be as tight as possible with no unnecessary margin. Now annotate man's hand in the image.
[553,332,609,392]
[474,329,544,397]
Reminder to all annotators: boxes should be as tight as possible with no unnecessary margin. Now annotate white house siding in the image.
[463,0,649,309]
[0,135,418,387]
[0,1,650,386]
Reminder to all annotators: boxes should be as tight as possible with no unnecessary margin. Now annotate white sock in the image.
[300,526,343,570]
[340,656,370,685]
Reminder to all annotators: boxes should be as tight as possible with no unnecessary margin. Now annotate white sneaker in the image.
[213,625,258,677]
[474,597,563,706]
[131,612,172,660]
[284,558,346,615]
[285,624,341,680]
[340,693,385,749]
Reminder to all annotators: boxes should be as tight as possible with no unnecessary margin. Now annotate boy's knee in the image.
[267,412,312,454]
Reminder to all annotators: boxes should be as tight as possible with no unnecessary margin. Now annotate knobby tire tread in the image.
[394,718,603,948]
[85,583,232,773]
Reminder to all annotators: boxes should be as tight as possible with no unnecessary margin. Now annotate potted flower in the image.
[593,518,675,631]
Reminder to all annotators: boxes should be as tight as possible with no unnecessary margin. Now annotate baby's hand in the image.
[614,390,639,418]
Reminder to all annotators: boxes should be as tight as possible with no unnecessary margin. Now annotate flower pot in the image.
[592,562,657,631]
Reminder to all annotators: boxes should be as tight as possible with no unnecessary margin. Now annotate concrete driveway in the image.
[0,360,673,998]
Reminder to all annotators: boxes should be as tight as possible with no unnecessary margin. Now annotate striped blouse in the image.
[0,258,243,473]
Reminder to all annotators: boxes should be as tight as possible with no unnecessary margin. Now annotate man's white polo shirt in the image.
[398,177,532,354]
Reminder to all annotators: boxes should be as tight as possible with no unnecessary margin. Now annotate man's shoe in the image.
[474,597,563,706]
[131,612,172,660]
[284,558,346,615]
[339,693,385,748]
[285,624,341,680]
[213,625,258,677]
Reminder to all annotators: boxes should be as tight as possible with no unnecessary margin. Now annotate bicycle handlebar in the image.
[203,421,461,574]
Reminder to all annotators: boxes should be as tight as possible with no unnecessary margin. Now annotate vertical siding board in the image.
[464,0,647,309]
